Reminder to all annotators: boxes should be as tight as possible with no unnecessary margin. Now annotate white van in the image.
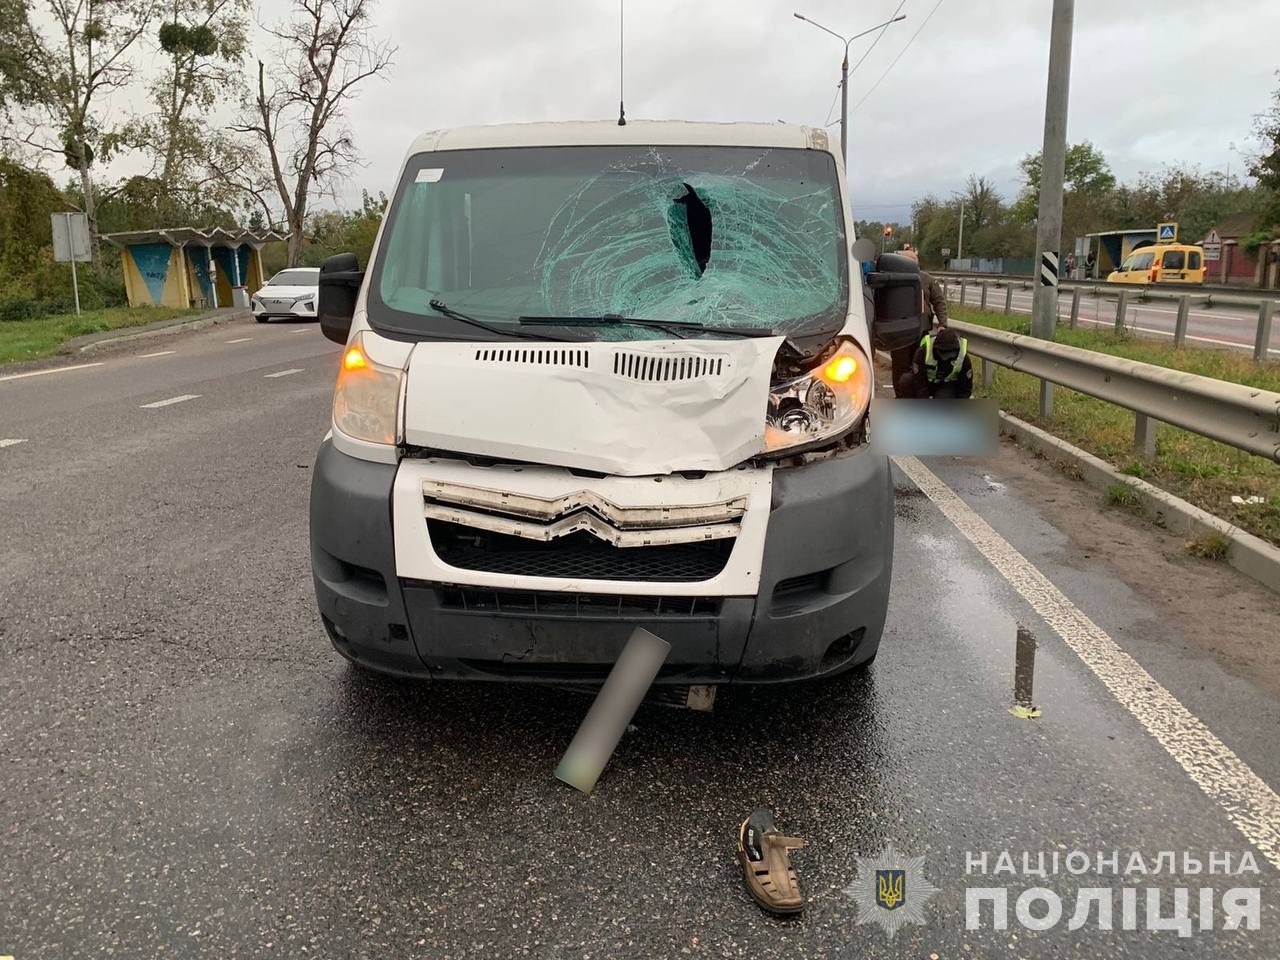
[309,121,922,685]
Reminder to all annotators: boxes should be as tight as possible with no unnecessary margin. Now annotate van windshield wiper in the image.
[517,314,778,340]
[428,298,566,341]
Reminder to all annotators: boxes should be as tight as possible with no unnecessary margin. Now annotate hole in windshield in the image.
[670,183,712,277]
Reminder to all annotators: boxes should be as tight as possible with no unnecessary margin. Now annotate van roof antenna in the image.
[617,0,626,125]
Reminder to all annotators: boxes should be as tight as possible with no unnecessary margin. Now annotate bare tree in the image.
[223,0,394,265]
[4,0,159,271]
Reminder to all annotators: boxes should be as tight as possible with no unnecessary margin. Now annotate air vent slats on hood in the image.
[475,348,588,368]
[612,351,726,382]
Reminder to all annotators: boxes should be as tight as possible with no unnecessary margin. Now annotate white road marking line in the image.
[0,438,28,448]
[894,455,1280,870]
[291,328,309,334]
[140,394,200,409]
[225,337,253,344]
[264,368,303,378]
[139,350,175,358]
[0,362,104,383]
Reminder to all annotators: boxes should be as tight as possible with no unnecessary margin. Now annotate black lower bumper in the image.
[309,441,893,684]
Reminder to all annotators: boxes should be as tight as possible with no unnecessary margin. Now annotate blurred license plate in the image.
[869,398,998,457]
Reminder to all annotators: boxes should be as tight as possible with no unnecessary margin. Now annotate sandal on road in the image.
[736,807,806,916]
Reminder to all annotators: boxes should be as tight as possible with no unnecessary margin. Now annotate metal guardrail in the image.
[936,270,1280,302]
[948,319,1280,463]
[939,275,1278,363]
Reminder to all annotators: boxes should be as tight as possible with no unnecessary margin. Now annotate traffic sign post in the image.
[1204,228,1222,262]
[1157,221,1178,243]
[51,212,91,316]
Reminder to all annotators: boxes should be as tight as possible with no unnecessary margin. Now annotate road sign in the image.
[50,212,89,316]
[1204,228,1221,261]
[51,212,91,262]
[1158,221,1178,243]
[941,247,951,257]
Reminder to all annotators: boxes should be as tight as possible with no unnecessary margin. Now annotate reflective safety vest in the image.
[921,333,968,383]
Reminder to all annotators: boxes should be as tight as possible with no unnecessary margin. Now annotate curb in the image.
[998,412,1280,595]
[65,308,252,354]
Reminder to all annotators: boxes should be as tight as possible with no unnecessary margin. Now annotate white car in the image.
[251,268,320,323]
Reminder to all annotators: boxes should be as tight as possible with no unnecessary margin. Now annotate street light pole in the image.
[793,12,906,167]
[1030,0,1074,415]
[957,200,965,262]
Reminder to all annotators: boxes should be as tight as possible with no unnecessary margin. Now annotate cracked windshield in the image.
[374,145,847,338]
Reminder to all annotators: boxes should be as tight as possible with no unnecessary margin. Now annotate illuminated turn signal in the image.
[823,355,857,383]
[343,346,367,371]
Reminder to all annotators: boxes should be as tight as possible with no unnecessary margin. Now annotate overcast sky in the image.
[94,0,1280,223]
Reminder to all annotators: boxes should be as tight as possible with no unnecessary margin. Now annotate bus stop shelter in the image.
[102,227,287,310]
[1083,228,1157,278]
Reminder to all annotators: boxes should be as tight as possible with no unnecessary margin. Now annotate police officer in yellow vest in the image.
[894,327,974,399]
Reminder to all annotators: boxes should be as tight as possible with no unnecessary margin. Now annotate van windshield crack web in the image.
[532,155,843,337]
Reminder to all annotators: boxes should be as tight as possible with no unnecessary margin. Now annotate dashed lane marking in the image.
[895,454,1280,871]
[140,394,200,409]
[291,328,309,334]
[225,337,253,344]
[139,350,175,358]
[0,362,104,383]
[0,438,28,448]
[264,368,303,378]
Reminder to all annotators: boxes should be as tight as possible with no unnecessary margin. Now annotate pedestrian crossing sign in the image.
[1158,222,1178,242]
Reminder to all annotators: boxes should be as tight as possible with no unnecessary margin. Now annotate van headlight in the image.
[333,332,403,445]
[764,338,871,455]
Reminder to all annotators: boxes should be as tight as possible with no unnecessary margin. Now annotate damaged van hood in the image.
[401,336,785,476]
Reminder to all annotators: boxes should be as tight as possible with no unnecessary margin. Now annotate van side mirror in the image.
[318,252,364,345]
[864,252,924,353]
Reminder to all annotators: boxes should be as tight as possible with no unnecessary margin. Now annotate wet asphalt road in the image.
[1,318,1278,959]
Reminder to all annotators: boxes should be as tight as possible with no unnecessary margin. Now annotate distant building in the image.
[1200,213,1266,286]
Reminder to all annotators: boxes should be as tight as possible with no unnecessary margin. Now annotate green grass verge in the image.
[953,305,1280,547]
[0,306,200,365]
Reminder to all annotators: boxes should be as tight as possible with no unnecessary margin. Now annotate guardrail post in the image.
[1069,287,1081,329]
[980,282,989,310]
[1174,295,1190,348]
[959,279,967,306]
[982,357,995,388]
[1255,301,1275,363]
[1115,289,1130,333]
[1004,285,1013,315]
[1134,414,1158,459]
[1039,380,1053,417]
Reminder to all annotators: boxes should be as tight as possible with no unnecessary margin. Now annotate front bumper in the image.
[309,441,893,684]
[252,299,317,320]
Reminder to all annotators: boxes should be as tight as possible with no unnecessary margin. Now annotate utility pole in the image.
[957,200,965,261]
[1030,0,1074,415]
[840,48,848,165]
[793,13,906,168]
